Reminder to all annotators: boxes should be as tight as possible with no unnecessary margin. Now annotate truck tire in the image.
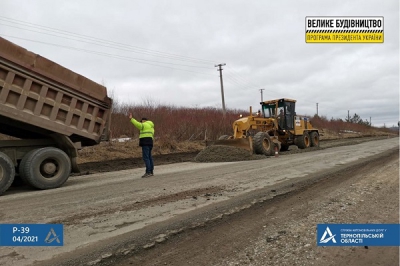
[310,131,319,147]
[0,152,15,195]
[22,147,71,190]
[297,132,311,149]
[253,132,275,156]
[18,149,38,185]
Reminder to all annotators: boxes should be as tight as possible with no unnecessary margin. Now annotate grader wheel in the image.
[253,132,275,156]
[310,131,320,147]
[297,132,311,149]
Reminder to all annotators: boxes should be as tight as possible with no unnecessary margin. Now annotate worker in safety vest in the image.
[129,113,155,178]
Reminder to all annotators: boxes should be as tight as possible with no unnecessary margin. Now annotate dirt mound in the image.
[195,145,266,162]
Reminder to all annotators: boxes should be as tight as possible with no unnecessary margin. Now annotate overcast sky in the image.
[1,0,399,127]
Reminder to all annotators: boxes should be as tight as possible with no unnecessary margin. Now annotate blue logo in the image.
[317,224,400,246]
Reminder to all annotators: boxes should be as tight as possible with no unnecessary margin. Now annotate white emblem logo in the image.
[319,226,337,243]
[44,228,61,244]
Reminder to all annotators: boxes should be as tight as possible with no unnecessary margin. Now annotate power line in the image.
[225,65,260,89]
[1,35,216,76]
[223,74,260,91]
[0,16,287,95]
[1,16,307,98]
[224,66,278,95]
[0,16,214,64]
[0,16,216,65]
[0,23,211,65]
[224,70,257,89]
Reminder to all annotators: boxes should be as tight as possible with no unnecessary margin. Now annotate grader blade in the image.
[212,138,253,154]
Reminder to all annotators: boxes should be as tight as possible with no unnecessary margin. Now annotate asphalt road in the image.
[0,137,398,266]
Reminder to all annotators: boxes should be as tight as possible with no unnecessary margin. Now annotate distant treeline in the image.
[110,101,394,141]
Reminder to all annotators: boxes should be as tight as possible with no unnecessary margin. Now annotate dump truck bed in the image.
[0,37,112,146]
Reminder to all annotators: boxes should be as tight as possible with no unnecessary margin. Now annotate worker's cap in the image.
[141,117,148,121]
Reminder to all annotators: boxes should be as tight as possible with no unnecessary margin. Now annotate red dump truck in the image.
[0,37,112,195]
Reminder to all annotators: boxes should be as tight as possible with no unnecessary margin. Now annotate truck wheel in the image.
[18,149,38,185]
[0,152,15,195]
[310,131,319,147]
[218,135,230,140]
[22,147,71,190]
[297,132,311,149]
[253,132,275,156]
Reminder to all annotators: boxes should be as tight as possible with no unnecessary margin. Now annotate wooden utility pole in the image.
[260,88,265,102]
[215,63,226,116]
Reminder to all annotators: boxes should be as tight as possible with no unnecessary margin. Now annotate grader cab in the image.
[215,98,319,155]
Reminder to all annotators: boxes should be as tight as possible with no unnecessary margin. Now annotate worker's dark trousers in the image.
[142,145,154,174]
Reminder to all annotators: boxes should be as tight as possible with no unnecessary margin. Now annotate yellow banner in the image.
[306,33,383,43]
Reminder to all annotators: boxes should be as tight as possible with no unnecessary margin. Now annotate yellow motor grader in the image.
[215,98,320,155]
